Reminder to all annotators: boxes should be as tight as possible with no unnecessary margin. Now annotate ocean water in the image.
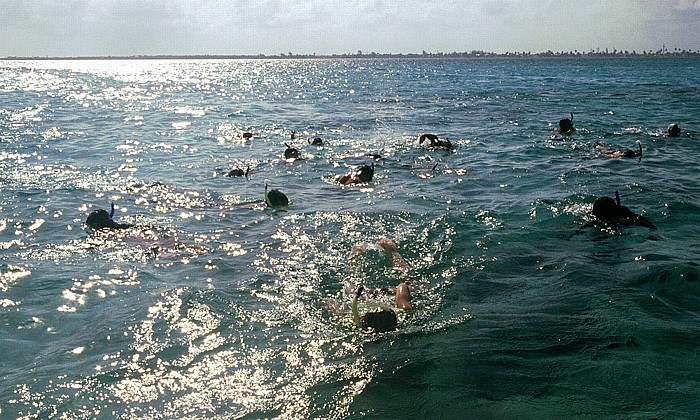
[1,57,699,419]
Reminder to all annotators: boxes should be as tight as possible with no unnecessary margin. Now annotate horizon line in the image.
[3,48,700,61]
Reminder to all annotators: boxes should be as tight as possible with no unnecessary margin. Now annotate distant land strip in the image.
[3,48,700,61]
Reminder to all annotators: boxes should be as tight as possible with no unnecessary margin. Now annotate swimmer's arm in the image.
[378,238,409,271]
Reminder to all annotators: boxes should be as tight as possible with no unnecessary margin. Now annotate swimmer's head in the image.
[242,132,253,139]
[310,137,323,145]
[362,308,398,333]
[86,209,132,230]
[356,162,374,183]
[265,185,289,207]
[667,123,681,137]
[226,166,249,177]
[86,209,113,229]
[559,113,575,134]
[284,143,300,160]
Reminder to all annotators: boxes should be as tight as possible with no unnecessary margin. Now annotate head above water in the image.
[667,123,681,137]
[265,184,289,207]
[284,143,300,160]
[356,162,375,183]
[85,209,132,230]
[559,113,575,134]
[592,195,656,229]
[310,137,323,145]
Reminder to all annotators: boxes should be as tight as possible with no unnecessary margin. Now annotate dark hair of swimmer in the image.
[559,113,575,134]
[351,286,398,332]
[666,123,681,137]
[284,143,300,160]
[309,137,323,145]
[265,184,289,207]
[226,166,250,177]
[357,162,374,183]
[242,132,253,139]
[86,208,133,230]
[592,193,656,229]
[363,308,398,332]
[418,133,439,144]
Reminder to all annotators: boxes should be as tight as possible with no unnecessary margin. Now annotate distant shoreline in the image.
[2,49,700,61]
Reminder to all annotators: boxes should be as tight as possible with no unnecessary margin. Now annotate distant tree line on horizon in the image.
[4,47,700,60]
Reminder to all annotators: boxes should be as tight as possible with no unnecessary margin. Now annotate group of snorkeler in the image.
[85,117,682,332]
[557,113,682,159]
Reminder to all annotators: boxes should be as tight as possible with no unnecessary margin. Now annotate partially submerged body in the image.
[595,140,642,158]
[324,237,412,333]
[592,194,656,229]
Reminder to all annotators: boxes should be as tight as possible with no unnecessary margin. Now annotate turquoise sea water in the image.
[1,57,699,419]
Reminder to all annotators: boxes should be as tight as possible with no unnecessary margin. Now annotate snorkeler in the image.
[85,203,133,230]
[335,162,375,185]
[225,166,250,177]
[558,113,575,135]
[418,133,455,152]
[264,183,289,207]
[665,123,681,138]
[309,137,323,145]
[325,238,412,333]
[595,140,642,158]
[592,191,655,229]
[284,142,301,161]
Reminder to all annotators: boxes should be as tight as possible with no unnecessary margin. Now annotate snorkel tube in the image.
[615,190,621,206]
[264,183,272,207]
[352,286,364,329]
[109,202,115,218]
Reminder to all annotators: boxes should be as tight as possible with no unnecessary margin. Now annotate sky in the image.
[1,0,699,57]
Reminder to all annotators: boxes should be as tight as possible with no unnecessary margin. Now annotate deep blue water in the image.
[1,57,699,419]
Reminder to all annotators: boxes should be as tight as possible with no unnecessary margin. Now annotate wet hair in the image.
[242,132,253,139]
[310,137,323,145]
[362,308,398,333]
[284,143,300,160]
[356,162,374,183]
[419,134,439,145]
[86,209,132,230]
[559,113,575,134]
[226,166,250,177]
[667,123,681,137]
[265,186,289,207]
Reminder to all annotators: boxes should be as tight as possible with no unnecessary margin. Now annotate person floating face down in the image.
[595,140,642,158]
[592,191,656,229]
[336,162,374,185]
[332,238,413,333]
[85,203,133,230]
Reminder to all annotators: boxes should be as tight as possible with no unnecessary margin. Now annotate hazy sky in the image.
[1,0,699,57]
